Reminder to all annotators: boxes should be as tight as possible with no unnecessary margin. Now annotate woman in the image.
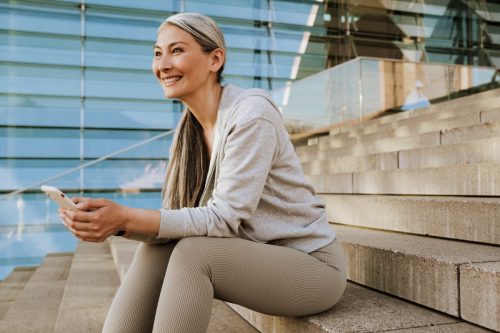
[59,12,347,333]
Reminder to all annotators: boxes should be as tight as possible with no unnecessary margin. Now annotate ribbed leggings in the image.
[101,236,347,333]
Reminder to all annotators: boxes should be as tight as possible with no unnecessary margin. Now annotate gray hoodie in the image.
[127,84,336,254]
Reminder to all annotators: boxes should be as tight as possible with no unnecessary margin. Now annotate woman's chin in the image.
[163,89,179,99]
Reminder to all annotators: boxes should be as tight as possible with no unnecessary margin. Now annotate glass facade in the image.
[0,0,499,279]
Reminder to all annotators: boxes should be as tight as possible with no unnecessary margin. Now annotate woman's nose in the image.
[156,54,172,71]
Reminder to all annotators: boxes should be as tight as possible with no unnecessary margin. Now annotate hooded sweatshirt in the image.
[126,84,336,254]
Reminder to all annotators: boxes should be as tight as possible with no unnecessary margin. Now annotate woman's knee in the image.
[168,237,212,273]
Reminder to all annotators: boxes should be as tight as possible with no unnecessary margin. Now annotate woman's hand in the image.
[58,197,130,243]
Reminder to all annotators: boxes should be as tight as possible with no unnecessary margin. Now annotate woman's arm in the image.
[59,198,161,243]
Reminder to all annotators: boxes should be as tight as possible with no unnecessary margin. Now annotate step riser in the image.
[299,121,500,165]
[399,137,500,169]
[307,173,353,194]
[316,113,479,151]
[357,113,480,144]
[335,100,498,139]
[299,132,441,161]
[303,136,500,174]
[482,108,500,123]
[308,164,500,196]
[335,92,498,134]
[320,195,500,246]
[301,152,398,174]
[352,164,500,196]
[442,121,500,145]
[460,262,500,332]
[339,107,484,138]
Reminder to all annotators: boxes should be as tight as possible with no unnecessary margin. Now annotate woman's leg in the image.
[102,241,178,333]
[152,236,346,333]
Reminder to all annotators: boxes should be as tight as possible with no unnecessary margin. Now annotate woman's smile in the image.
[162,75,183,86]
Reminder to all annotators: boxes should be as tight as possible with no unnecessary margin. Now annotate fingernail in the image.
[76,203,84,209]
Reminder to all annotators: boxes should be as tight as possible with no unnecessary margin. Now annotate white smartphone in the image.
[41,185,81,211]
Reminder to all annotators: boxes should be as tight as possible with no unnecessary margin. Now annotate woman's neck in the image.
[183,83,223,133]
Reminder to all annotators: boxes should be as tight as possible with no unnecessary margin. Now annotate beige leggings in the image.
[102,236,347,333]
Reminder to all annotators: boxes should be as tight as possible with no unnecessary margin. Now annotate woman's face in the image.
[152,24,218,101]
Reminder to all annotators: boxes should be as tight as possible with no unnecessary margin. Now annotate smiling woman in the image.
[59,12,346,333]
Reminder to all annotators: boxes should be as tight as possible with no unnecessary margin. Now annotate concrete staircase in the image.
[1,88,498,332]
[0,238,258,332]
[293,87,500,332]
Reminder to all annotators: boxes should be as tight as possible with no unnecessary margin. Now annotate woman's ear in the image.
[209,48,225,73]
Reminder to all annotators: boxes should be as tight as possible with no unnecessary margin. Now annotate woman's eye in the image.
[154,51,161,57]
[172,48,182,53]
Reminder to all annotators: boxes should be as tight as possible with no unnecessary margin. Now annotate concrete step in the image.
[319,111,481,149]
[308,163,500,196]
[0,266,36,320]
[483,108,500,123]
[107,237,259,333]
[354,113,480,145]
[53,241,120,333]
[302,135,500,175]
[320,194,500,245]
[399,136,500,169]
[298,131,441,162]
[0,253,73,333]
[301,151,398,174]
[227,282,492,333]
[333,223,500,326]
[300,119,500,164]
[442,120,500,145]
[331,97,499,138]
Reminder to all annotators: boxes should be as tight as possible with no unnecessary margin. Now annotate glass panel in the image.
[274,58,500,133]
[0,31,80,66]
[85,38,153,71]
[0,3,80,36]
[84,0,177,12]
[0,63,80,97]
[85,9,160,42]
[0,128,80,158]
[84,98,181,130]
[84,68,162,100]
[83,160,167,190]
[82,129,171,158]
[0,94,81,127]
[0,159,81,191]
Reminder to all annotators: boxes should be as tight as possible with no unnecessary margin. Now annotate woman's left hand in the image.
[59,197,130,242]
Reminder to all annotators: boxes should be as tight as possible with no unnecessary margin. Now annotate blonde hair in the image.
[160,13,225,209]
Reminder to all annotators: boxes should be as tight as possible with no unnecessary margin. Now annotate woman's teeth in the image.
[163,76,182,84]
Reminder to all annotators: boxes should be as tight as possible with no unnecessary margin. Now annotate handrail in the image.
[0,128,176,200]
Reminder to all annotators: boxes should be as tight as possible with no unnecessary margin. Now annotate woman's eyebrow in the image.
[153,41,188,50]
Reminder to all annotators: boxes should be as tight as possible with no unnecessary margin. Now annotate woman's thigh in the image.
[173,236,346,317]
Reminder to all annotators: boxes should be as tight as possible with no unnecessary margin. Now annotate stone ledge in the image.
[320,194,500,245]
[333,224,500,318]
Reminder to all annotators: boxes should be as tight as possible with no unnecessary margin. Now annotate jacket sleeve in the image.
[156,117,278,239]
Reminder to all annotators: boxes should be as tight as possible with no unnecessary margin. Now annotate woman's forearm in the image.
[123,207,161,237]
